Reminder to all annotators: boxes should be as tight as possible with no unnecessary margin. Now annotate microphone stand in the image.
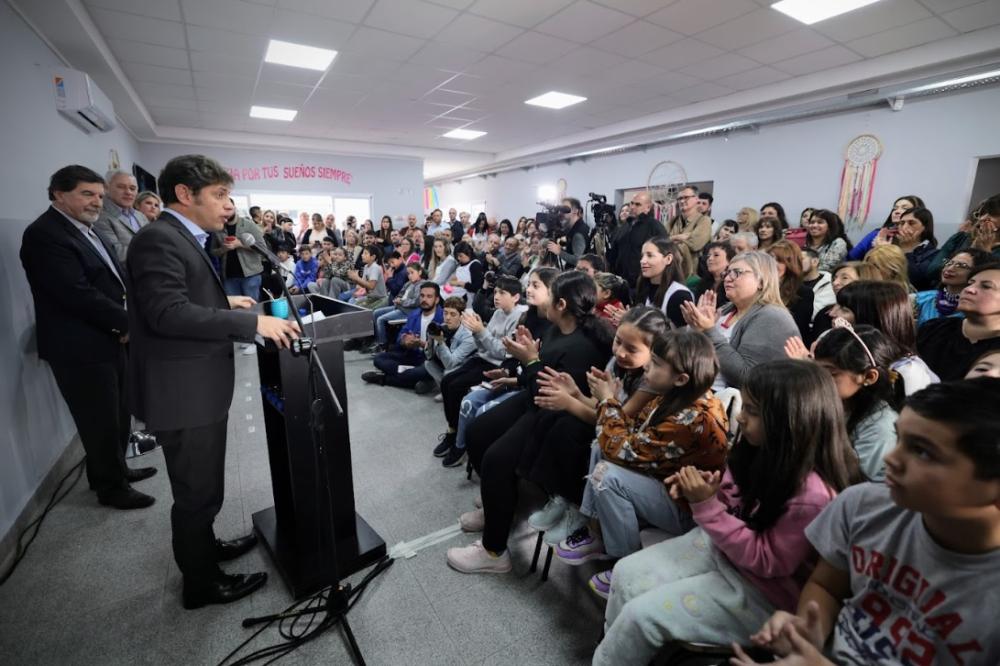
[229,245,392,666]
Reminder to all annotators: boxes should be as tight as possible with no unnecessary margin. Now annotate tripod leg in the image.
[339,614,365,666]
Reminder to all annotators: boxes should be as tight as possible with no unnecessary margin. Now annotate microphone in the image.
[241,233,289,274]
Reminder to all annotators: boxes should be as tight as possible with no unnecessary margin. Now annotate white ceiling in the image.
[15,0,1000,177]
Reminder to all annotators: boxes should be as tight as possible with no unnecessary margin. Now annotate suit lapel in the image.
[158,213,227,295]
[50,207,125,289]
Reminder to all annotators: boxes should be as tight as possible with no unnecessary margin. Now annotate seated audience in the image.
[681,251,799,389]
[808,261,883,344]
[383,251,408,299]
[290,244,318,294]
[636,238,692,328]
[362,282,442,388]
[754,216,781,252]
[447,272,613,573]
[736,207,758,233]
[553,328,729,592]
[576,253,606,276]
[417,296,477,397]
[593,360,862,665]
[929,194,1000,279]
[345,244,388,309]
[446,241,484,302]
[914,248,993,325]
[917,262,1000,380]
[434,276,527,454]
[767,240,814,340]
[312,246,352,297]
[730,231,759,254]
[689,241,734,308]
[848,194,924,260]
[967,349,1000,378]
[528,307,671,545]
[594,272,629,325]
[804,209,850,272]
[714,219,739,242]
[833,280,937,393]
[800,247,834,318]
[368,262,426,352]
[808,324,900,480]
[887,206,938,290]
[736,378,1000,666]
[863,243,913,293]
[424,237,457,287]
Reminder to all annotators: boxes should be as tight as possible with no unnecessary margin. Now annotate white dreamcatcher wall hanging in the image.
[838,134,882,233]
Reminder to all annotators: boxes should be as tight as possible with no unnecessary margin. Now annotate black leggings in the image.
[440,356,496,429]
[467,391,544,553]
[521,413,594,506]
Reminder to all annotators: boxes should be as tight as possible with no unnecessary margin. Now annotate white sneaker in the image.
[528,496,567,532]
[433,393,443,402]
[459,508,484,532]
[241,344,257,355]
[447,540,512,574]
[543,506,587,546]
[474,494,482,509]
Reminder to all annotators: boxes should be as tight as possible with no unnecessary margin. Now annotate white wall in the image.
[138,143,424,221]
[1,1,141,539]
[434,87,1000,241]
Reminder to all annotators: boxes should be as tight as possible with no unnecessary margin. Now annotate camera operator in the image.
[544,197,588,267]
[608,191,665,287]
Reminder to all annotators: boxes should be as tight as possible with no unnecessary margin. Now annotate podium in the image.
[251,294,386,599]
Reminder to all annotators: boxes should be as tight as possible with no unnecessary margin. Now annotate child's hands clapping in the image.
[501,325,540,364]
[535,367,579,411]
[665,466,722,503]
[586,366,621,403]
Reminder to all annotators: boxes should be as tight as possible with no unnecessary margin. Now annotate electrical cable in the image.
[0,456,86,587]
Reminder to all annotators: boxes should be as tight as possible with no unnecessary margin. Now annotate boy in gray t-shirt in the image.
[346,244,387,309]
[733,378,1000,666]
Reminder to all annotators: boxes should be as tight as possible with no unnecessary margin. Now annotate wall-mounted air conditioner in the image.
[52,67,116,134]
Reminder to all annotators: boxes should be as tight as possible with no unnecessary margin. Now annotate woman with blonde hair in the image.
[134,191,162,223]
[681,251,799,389]
[736,206,758,232]
[863,244,913,293]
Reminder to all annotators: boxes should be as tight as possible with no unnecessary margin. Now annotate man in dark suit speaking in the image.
[127,154,300,609]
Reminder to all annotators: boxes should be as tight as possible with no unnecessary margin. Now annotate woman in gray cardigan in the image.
[682,250,799,389]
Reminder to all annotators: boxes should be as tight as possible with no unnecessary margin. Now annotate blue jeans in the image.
[224,274,262,299]
[372,306,406,345]
[455,388,520,451]
[373,350,430,389]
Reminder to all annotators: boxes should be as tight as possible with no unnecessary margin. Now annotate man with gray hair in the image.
[94,169,144,262]
[730,231,759,254]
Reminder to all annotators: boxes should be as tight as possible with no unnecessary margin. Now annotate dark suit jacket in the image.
[126,211,257,431]
[20,206,128,366]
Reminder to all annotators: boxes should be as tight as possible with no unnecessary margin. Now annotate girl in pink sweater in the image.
[593,360,862,666]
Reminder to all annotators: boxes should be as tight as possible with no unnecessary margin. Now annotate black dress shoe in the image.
[216,533,259,561]
[125,466,157,482]
[361,371,386,385]
[182,572,267,610]
[98,487,155,510]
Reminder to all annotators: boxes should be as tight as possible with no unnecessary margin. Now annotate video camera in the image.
[535,202,570,240]
[588,193,617,229]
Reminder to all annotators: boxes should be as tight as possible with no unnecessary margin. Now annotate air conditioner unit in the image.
[52,67,117,134]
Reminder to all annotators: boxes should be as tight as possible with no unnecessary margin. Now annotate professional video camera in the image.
[535,202,570,240]
[588,193,617,229]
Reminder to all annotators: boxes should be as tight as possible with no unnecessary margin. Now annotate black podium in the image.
[251,294,386,599]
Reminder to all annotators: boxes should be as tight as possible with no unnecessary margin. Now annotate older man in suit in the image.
[127,154,300,609]
[93,169,145,263]
[20,165,156,509]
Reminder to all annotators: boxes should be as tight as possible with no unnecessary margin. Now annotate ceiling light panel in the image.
[771,0,883,25]
[264,39,337,71]
[524,91,587,109]
[442,129,487,140]
[250,105,298,121]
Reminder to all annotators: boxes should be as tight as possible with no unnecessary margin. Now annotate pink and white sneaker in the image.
[459,508,484,532]
[555,526,612,565]
[447,540,512,574]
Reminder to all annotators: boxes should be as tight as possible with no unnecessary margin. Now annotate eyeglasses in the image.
[722,268,754,281]
[943,259,972,270]
[817,318,877,369]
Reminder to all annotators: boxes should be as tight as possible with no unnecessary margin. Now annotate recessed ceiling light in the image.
[250,105,297,121]
[525,91,587,110]
[264,39,337,71]
[442,128,487,140]
[771,0,883,25]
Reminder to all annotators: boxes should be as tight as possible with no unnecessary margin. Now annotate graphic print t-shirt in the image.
[806,483,1000,665]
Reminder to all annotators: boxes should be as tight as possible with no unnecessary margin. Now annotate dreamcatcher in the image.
[838,134,882,232]
[646,160,688,222]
